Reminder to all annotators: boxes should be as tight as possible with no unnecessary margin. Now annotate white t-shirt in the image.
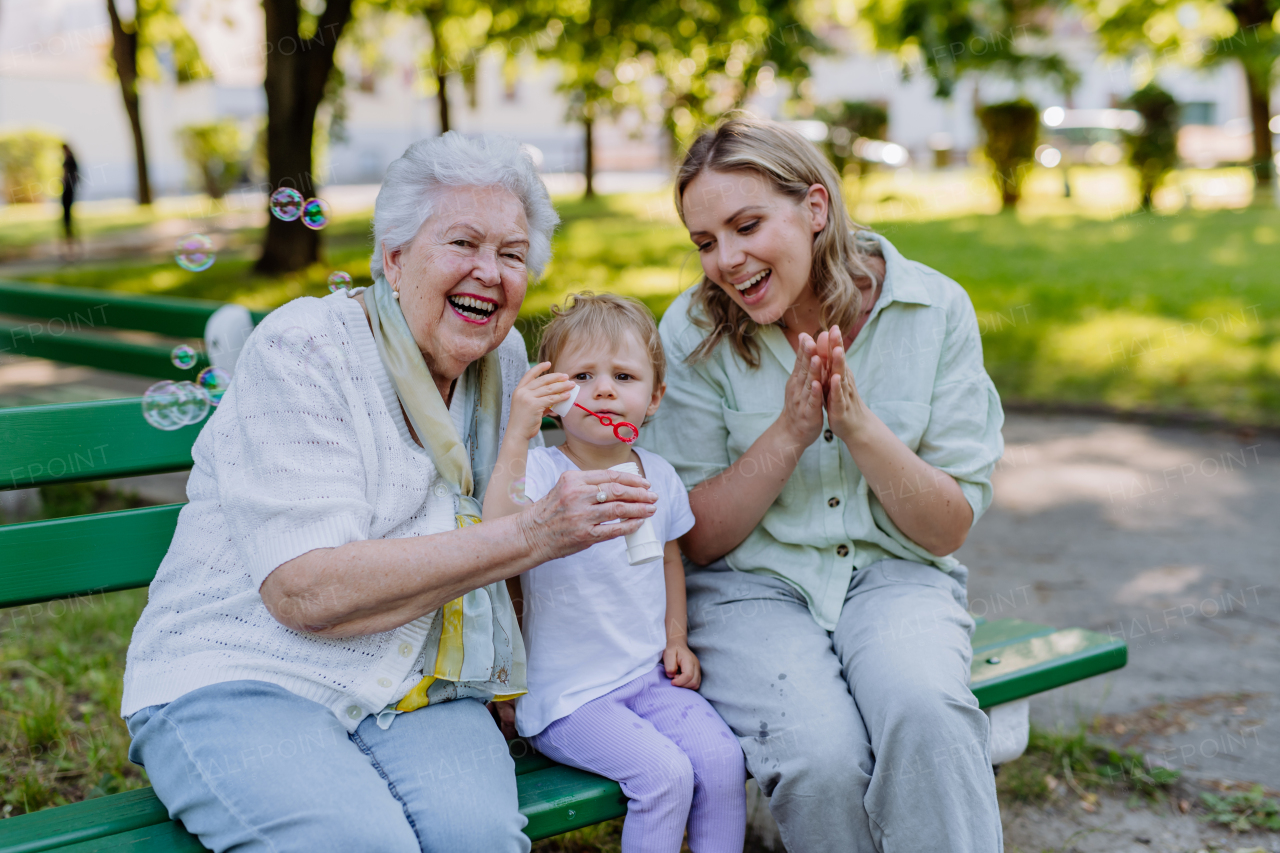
[516,446,696,737]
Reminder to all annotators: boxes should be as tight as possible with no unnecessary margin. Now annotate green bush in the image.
[1123,84,1179,210]
[177,120,248,199]
[977,100,1039,210]
[0,129,64,204]
[815,101,889,177]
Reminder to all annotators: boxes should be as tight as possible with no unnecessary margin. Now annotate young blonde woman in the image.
[639,117,1006,851]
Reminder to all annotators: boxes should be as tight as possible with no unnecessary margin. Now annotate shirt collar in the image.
[872,233,933,310]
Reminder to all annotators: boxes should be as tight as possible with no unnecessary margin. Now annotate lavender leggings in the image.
[530,665,746,853]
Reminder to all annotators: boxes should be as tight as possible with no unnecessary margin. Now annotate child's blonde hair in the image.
[538,292,666,390]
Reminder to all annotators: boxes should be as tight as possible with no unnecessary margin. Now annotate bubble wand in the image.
[550,385,638,443]
[573,402,638,443]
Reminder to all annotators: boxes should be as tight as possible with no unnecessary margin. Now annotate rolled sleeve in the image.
[639,311,733,490]
[918,294,1005,527]
[210,314,376,589]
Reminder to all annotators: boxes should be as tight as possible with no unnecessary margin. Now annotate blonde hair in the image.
[675,116,883,368]
[538,292,667,391]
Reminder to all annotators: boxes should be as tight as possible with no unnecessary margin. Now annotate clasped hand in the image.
[781,325,869,448]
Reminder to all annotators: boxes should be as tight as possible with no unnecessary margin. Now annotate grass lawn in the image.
[11,170,1280,425]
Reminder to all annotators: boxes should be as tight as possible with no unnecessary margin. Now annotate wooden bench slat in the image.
[518,765,628,840]
[0,400,205,492]
[0,505,182,609]
[0,764,629,852]
[970,626,1127,707]
[0,325,209,382]
[0,789,169,853]
[0,280,267,339]
[970,618,1058,653]
[48,820,205,853]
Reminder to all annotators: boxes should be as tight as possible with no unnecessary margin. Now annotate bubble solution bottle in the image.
[607,461,663,565]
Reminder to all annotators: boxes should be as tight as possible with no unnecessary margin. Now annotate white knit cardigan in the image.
[122,291,536,732]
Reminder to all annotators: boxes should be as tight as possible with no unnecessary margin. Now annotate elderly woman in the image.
[638,118,1006,851]
[121,134,657,853]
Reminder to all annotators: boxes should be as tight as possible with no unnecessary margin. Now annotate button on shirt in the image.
[638,235,1004,631]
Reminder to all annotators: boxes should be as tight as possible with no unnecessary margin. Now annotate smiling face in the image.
[554,330,664,449]
[682,169,830,327]
[381,184,530,384]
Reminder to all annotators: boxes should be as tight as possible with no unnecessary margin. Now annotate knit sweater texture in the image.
[121,291,534,731]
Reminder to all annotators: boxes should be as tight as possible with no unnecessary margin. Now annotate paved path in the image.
[959,413,1278,796]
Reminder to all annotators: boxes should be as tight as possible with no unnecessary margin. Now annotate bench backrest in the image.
[0,280,268,380]
[0,395,559,610]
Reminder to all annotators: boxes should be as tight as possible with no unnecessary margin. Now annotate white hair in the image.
[370,132,559,283]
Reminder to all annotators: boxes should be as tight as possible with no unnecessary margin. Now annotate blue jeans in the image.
[127,681,530,853]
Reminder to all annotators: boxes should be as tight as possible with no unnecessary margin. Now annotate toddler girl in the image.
[485,293,746,853]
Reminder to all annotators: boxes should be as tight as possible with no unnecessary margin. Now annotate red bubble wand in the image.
[574,402,638,443]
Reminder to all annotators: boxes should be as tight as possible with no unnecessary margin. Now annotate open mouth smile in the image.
[447,294,498,323]
[733,269,771,301]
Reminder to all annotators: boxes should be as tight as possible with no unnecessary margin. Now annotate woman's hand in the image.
[778,332,826,448]
[518,468,658,564]
[663,643,701,690]
[509,363,576,442]
[817,325,871,445]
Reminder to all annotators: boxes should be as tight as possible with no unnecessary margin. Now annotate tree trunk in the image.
[437,60,451,134]
[424,10,450,134]
[256,0,354,274]
[106,0,152,205]
[1245,64,1273,189]
[583,117,595,199]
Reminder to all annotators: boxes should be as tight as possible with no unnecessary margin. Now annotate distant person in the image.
[60,143,80,260]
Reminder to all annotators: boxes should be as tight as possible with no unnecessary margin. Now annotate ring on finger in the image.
[596,488,608,503]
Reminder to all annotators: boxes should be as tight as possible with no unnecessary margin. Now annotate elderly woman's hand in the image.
[518,468,658,563]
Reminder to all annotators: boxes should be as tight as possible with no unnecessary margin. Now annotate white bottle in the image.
[550,383,580,418]
[608,461,663,565]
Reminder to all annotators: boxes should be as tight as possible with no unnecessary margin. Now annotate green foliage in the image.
[1077,0,1278,183]
[814,101,888,176]
[109,0,210,83]
[997,725,1181,805]
[1123,84,1179,210]
[178,121,249,199]
[854,0,1077,98]
[0,129,64,204]
[1200,785,1280,832]
[977,100,1039,208]
[510,0,823,149]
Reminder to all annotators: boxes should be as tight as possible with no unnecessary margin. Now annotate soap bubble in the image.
[141,380,210,430]
[327,270,352,292]
[270,187,303,221]
[175,233,215,272]
[301,198,330,230]
[142,381,185,431]
[509,477,533,505]
[171,380,211,426]
[197,366,231,405]
[171,344,198,369]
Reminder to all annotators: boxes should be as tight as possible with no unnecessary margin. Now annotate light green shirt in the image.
[638,235,1004,631]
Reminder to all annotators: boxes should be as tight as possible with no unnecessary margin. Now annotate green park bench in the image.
[0,279,269,382]
[0,283,1129,850]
